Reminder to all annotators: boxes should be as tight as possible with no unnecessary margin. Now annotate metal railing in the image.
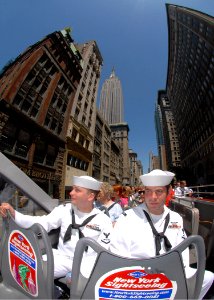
[189,184,214,198]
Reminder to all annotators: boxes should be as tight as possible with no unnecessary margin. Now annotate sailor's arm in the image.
[0,201,64,232]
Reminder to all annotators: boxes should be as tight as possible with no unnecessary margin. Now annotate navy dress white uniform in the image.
[95,201,123,223]
[7,176,113,279]
[175,186,193,197]
[110,169,214,300]
[15,203,112,278]
[110,202,186,259]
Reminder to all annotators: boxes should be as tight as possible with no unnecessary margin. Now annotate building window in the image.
[85,140,89,149]
[79,134,84,146]
[71,128,78,141]
[14,129,30,158]
[67,154,88,171]
[46,145,57,166]
[34,138,57,167]
[50,118,58,131]
[84,102,88,112]
[34,139,46,164]
[74,108,80,118]
[0,121,17,152]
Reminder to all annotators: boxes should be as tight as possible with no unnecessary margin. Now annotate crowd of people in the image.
[0,170,213,299]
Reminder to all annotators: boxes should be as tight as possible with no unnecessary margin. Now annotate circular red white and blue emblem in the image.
[95,266,177,299]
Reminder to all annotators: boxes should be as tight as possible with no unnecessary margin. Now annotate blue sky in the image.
[1,0,214,172]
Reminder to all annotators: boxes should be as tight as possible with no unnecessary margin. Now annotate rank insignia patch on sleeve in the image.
[101,232,110,244]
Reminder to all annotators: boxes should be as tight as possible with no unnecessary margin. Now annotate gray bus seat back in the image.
[37,228,60,255]
[0,214,54,299]
[47,227,60,250]
[83,251,186,299]
[169,201,199,235]
[70,235,205,300]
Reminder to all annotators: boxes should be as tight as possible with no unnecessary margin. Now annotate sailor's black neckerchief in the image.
[63,208,97,252]
[143,210,172,255]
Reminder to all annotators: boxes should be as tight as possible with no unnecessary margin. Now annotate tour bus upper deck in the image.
[0,152,213,299]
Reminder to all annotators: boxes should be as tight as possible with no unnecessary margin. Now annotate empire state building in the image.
[99,69,124,124]
[99,69,130,185]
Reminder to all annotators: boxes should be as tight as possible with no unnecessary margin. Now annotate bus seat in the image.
[169,201,199,235]
[48,228,60,250]
[0,213,54,299]
[32,227,60,256]
[70,235,205,300]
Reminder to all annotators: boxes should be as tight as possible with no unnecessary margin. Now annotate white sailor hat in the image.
[72,175,102,191]
[139,169,175,187]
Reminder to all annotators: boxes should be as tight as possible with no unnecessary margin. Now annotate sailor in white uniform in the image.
[0,176,113,278]
[175,180,193,197]
[110,169,214,300]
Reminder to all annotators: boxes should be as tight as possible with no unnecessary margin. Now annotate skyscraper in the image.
[0,28,82,198]
[155,90,180,170]
[99,69,130,185]
[99,69,124,124]
[65,40,103,196]
[166,4,214,183]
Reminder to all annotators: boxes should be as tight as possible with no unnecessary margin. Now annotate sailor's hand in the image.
[0,202,15,218]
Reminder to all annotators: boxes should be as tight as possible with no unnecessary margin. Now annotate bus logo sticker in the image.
[95,266,177,299]
[8,230,38,296]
